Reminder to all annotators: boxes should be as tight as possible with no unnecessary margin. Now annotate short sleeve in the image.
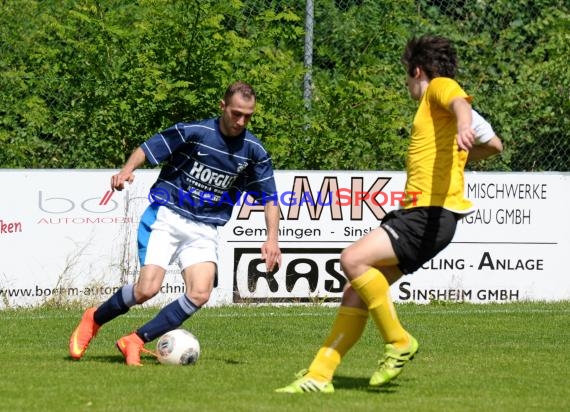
[472,110,496,145]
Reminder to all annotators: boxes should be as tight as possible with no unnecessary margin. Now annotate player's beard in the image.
[220,116,242,137]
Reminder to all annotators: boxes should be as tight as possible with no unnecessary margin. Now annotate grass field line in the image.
[1,305,569,321]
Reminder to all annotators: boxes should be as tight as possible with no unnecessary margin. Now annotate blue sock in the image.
[136,295,200,342]
[93,284,136,325]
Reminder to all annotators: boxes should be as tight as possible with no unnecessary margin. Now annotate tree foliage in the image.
[0,0,568,171]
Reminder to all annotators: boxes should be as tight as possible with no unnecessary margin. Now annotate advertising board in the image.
[1,170,568,308]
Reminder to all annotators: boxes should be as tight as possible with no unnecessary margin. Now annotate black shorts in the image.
[381,207,460,274]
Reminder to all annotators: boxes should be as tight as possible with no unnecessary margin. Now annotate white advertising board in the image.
[0,170,569,308]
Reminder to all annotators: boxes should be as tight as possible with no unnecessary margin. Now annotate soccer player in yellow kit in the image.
[276,35,477,393]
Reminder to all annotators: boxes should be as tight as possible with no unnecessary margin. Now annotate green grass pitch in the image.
[0,302,569,412]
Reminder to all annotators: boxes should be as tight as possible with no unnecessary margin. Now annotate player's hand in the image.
[111,171,135,191]
[261,239,281,273]
[457,124,475,152]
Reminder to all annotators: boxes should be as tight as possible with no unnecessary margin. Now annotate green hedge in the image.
[1,0,568,171]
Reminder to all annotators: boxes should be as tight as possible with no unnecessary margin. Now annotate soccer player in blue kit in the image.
[69,81,282,366]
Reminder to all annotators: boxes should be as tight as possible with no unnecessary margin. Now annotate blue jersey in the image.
[140,117,277,226]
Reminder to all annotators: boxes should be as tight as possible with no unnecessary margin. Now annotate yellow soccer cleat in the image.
[369,334,419,387]
[275,370,334,394]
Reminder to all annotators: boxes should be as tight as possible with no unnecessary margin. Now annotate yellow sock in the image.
[307,306,368,381]
[351,268,409,348]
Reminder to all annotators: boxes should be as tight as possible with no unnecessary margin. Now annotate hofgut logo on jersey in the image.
[188,161,238,189]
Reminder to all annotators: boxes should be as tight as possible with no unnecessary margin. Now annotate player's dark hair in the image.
[224,81,256,104]
[401,35,458,79]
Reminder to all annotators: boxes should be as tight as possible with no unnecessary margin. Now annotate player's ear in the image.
[220,99,226,111]
[413,66,421,79]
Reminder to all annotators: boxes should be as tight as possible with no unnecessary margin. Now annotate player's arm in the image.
[111,147,147,191]
[468,136,503,162]
[449,97,475,151]
[261,201,281,272]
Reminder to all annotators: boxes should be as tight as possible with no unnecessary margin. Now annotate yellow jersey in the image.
[402,77,474,213]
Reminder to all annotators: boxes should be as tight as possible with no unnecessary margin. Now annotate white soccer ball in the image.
[156,329,201,365]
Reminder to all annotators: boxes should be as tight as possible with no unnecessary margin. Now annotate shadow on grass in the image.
[206,356,245,365]
[333,374,401,394]
[65,353,246,366]
[66,354,131,364]
[65,354,159,365]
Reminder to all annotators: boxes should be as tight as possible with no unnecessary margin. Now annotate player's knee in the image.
[187,290,211,307]
[340,248,359,278]
[134,285,160,303]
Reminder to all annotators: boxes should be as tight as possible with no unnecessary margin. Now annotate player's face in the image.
[219,93,256,137]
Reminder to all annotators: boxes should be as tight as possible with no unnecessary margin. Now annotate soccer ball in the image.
[156,329,201,365]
